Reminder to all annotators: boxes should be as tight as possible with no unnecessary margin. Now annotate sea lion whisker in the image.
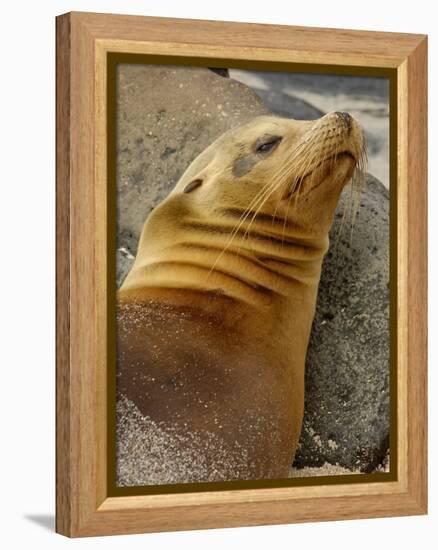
[244,152,304,244]
[243,176,287,242]
[238,161,294,239]
[207,179,282,276]
[245,187,282,240]
[281,185,296,248]
[269,139,311,186]
[247,152,310,242]
[333,141,367,249]
[244,148,310,237]
[288,144,321,198]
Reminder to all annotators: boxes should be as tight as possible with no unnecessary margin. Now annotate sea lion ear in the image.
[183,179,203,193]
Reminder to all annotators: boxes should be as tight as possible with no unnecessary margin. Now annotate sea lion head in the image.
[121,112,366,304]
[171,112,366,241]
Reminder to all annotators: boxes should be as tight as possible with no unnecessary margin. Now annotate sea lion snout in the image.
[310,110,362,155]
[335,111,353,132]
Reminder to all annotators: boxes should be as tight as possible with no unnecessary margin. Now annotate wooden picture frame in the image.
[56,11,427,537]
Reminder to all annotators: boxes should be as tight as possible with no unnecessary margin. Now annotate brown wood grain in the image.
[406,37,428,511]
[55,13,71,537]
[56,11,428,537]
[75,11,423,66]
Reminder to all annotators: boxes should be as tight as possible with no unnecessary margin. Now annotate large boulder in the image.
[116,65,389,473]
[293,175,389,471]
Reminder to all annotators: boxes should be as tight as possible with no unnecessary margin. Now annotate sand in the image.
[117,396,388,487]
[290,464,360,477]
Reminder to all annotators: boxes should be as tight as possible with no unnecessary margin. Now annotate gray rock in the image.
[116,247,135,289]
[294,175,389,472]
[250,88,324,120]
[230,70,390,100]
[116,65,389,472]
[208,67,230,78]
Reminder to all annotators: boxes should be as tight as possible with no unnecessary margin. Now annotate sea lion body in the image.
[117,112,365,483]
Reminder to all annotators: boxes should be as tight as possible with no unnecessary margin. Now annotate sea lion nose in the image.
[335,111,352,132]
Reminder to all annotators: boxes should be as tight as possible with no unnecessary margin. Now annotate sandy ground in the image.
[117,395,389,486]
[290,464,359,477]
[290,452,390,477]
[117,396,366,486]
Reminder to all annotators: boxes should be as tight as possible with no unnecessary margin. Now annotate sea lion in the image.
[116,111,366,485]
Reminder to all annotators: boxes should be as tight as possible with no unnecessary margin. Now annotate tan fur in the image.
[117,113,365,483]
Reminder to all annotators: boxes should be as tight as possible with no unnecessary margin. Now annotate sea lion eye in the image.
[183,179,203,193]
[256,136,282,154]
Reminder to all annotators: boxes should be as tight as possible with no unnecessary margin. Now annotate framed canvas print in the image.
[56,12,427,537]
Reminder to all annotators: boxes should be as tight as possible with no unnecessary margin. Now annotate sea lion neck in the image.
[119,230,327,309]
[121,195,329,308]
